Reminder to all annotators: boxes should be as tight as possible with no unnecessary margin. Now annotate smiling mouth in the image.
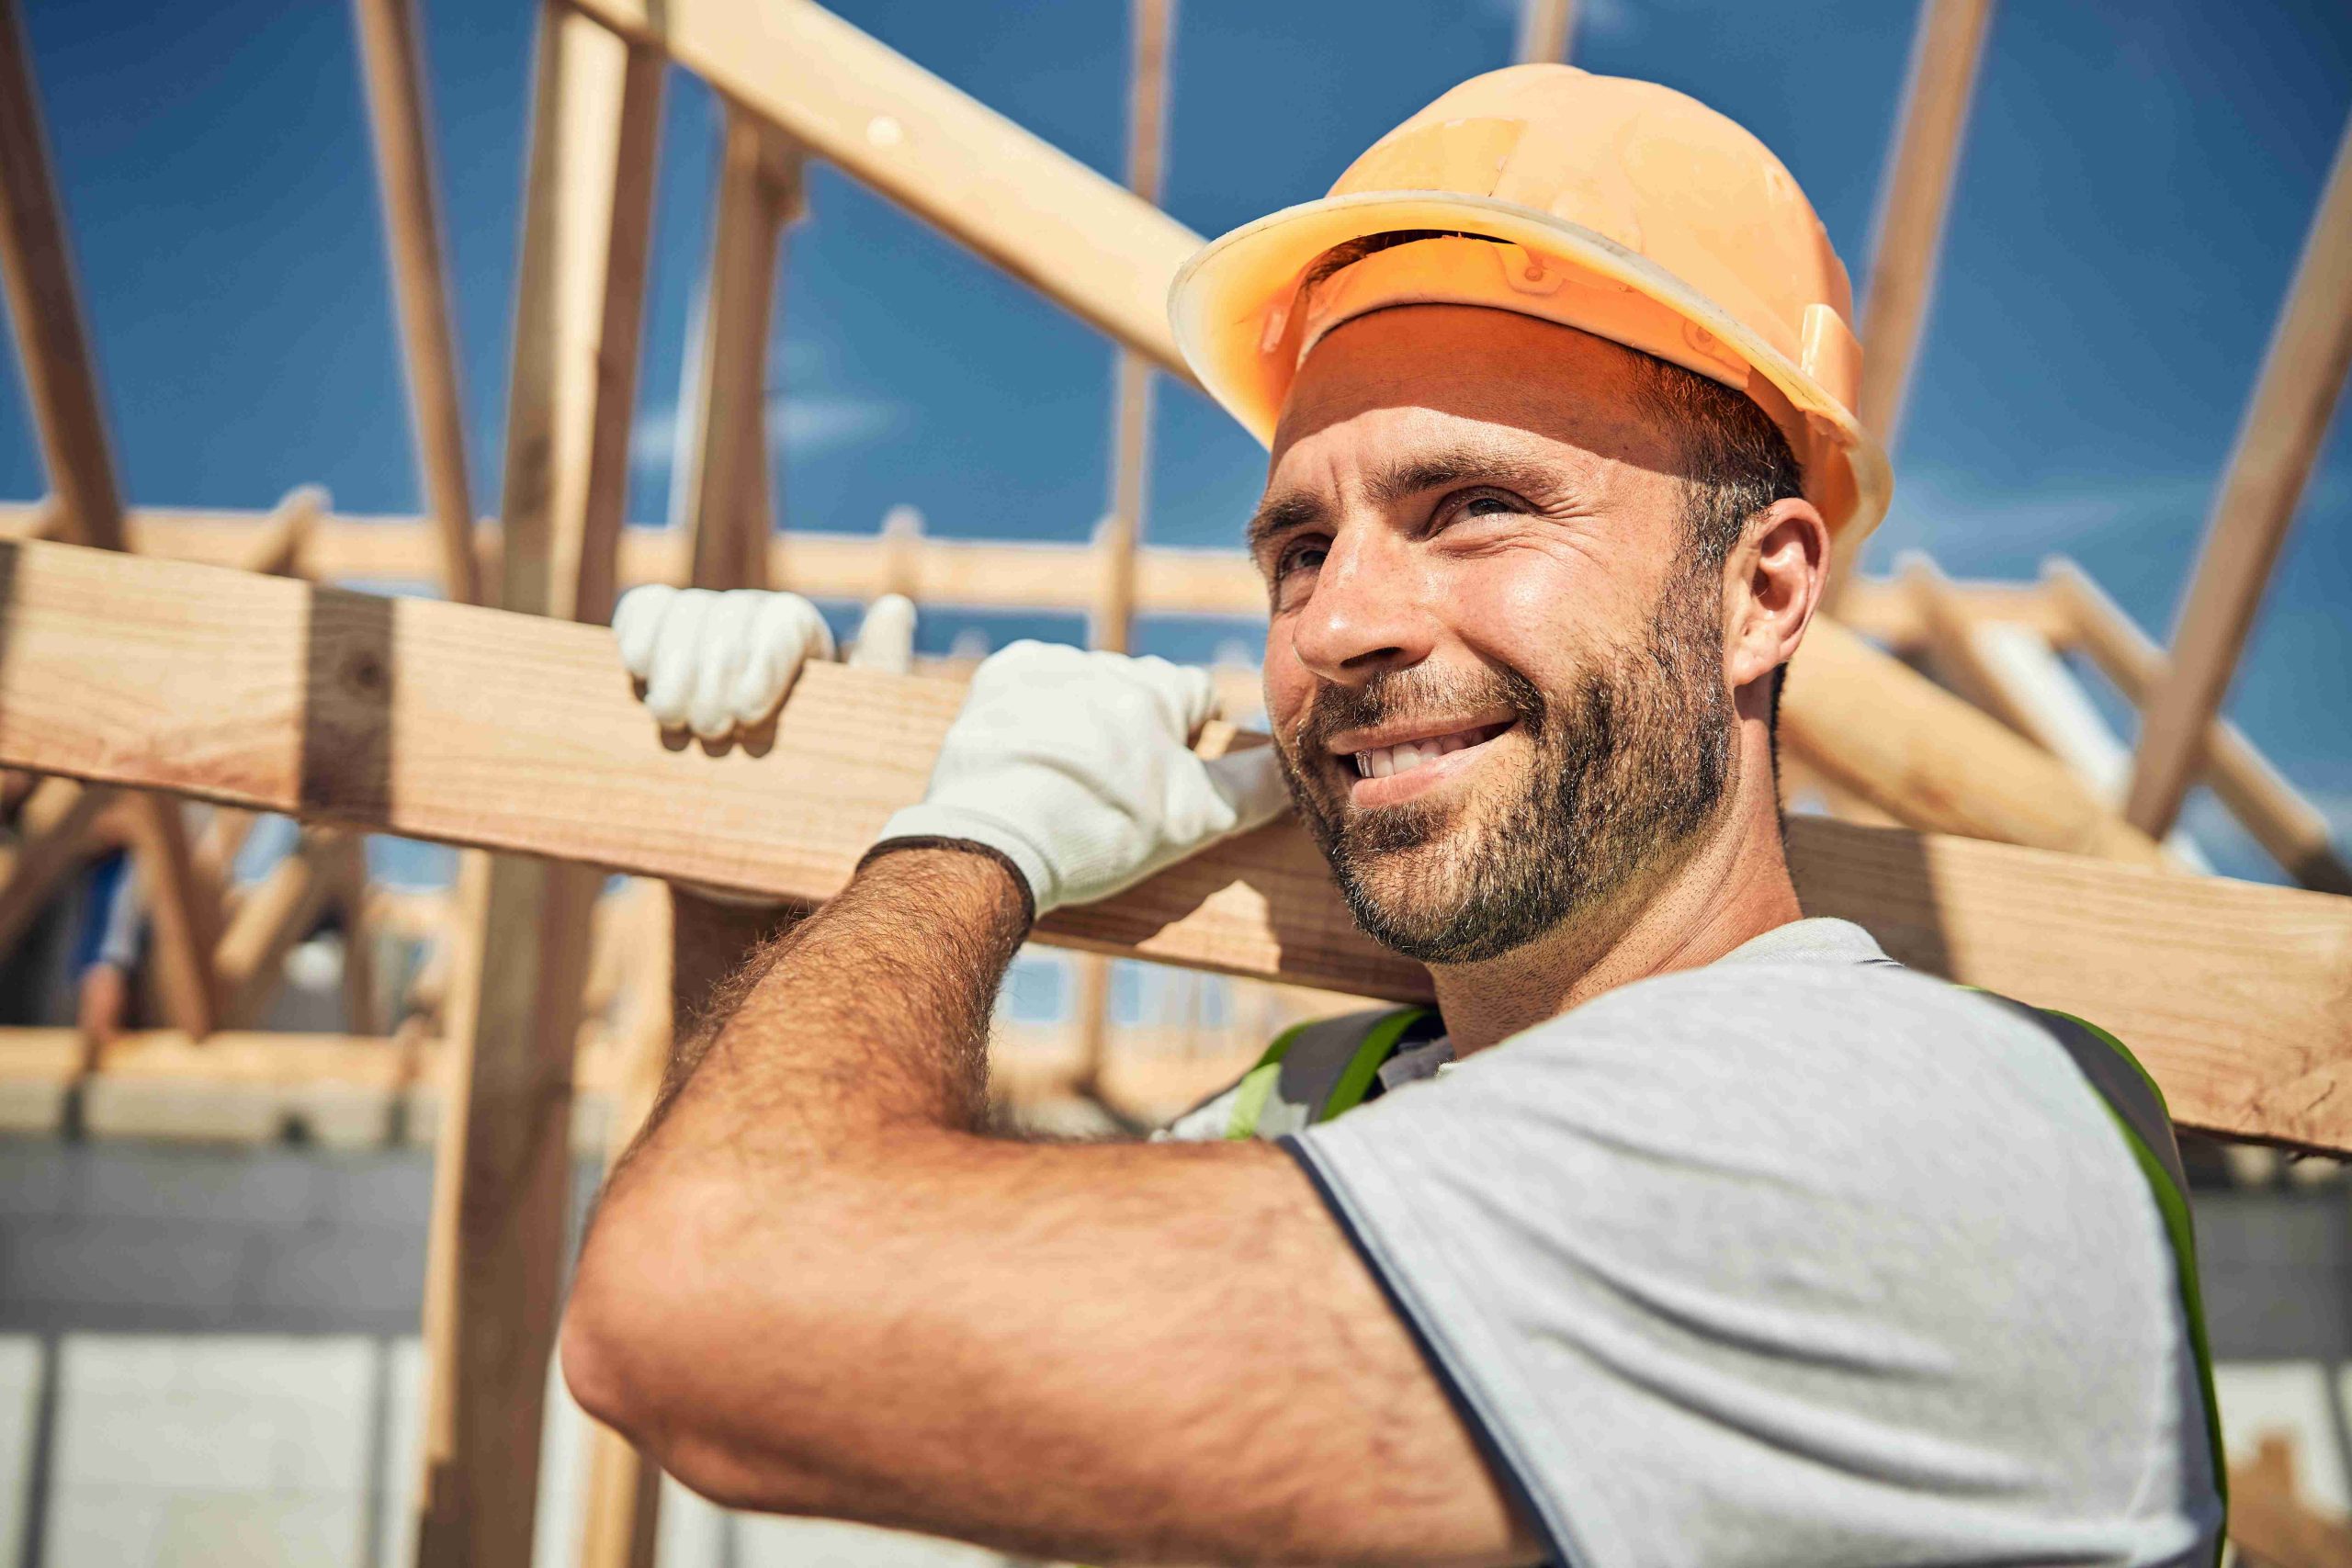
[1348,721,1511,780]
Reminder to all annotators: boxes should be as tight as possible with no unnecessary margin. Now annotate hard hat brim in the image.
[1169,190,1891,544]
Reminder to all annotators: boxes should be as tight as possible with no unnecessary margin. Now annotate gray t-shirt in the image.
[1277,919,2221,1567]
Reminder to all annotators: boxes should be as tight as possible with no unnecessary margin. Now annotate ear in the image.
[1724,498,1828,694]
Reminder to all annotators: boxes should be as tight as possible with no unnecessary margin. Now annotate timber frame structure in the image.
[0,1,2347,1564]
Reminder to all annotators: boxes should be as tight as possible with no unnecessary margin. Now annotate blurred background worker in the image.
[563,67,2222,1566]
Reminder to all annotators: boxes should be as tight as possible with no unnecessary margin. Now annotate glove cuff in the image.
[870,805,1054,919]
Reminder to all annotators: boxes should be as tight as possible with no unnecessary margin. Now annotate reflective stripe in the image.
[1224,1022,1308,1140]
[2010,1002,2229,1555]
[1317,1008,1434,1122]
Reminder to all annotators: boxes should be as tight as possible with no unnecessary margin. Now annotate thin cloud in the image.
[630,393,909,473]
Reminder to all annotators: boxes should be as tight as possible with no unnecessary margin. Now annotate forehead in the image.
[1265,304,1685,496]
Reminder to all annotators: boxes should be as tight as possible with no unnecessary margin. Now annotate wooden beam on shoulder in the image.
[2123,116,2352,839]
[567,0,1203,378]
[3,537,2349,1153]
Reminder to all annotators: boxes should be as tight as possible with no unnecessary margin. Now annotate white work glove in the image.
[615,583,918,905]
[615,583,917,741]
[871,641,1290,919]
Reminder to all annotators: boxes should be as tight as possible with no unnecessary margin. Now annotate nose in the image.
[1285,523,1435,687]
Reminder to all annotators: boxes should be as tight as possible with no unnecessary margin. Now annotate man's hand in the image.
[614,582,917,744]
[615,584,917,916]
[872,641,1290,917]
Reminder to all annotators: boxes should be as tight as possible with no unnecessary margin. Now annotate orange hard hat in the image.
[1170,63,1890,545]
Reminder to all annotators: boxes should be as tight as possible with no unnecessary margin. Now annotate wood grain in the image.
[2123,118,2352,839]
[354,0,483,604]
[568,0,1202,379]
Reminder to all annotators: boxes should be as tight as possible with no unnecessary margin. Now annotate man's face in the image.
[1253,306,1736,965]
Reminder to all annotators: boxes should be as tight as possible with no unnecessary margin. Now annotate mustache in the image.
[1290,661,1548,759]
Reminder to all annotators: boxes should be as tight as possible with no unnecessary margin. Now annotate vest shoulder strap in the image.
[1221,1006,1436,1140]
[1981,996,2227,1549]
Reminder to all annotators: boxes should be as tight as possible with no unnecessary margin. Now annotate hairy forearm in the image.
[630,846,1028,1172]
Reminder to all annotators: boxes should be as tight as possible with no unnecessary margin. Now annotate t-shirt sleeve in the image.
[1280,964,2210,1568]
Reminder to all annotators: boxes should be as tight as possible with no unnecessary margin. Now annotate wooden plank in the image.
[2,539,2348,1152]
[498,4,663,626]
[353,0,484,605]
[1514,0,1577,64]
[1905,559,2206,871]
[413,8,664,1564]
[0,501,1282,615]
[575,880,673,1568]
[214,831,341,1028]
[119,793,222,1039]
[684,109,799,592]
[0,1,231,1034]
[322,830,379,1036]
[2049,560,2352,896]
[1091,0,1174,654]
[569,0,1203,379]
[237,486,325,579]
[1826,0,1995,596]
[0,774,109,956]
[1784,616,2169,867]
[0,0,127,551]
[2124,117,2352,839]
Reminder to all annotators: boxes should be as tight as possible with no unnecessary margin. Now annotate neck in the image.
[1430,769,1802,1056]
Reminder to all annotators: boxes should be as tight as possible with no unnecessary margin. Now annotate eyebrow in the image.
[1244,440,1566,558]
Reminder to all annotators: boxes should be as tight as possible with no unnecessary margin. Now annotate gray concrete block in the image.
[304,1151,435,1230]
[68,1145,318,1227]
[0,1138,70,1218]
[0,1221,248,1322]
[238,1225,425,1331]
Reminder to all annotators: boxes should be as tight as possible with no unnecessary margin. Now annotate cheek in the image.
[1261,636,1313,738]
[1442,554,1600,688]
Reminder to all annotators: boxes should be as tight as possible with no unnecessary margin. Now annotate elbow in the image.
[560,1176,720,1451]
[560,1214,665,1448]
[559,1234,809,1517]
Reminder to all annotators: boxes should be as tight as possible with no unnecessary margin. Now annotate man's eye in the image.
[1457,491,1521,519]
[1277,541,1328,579]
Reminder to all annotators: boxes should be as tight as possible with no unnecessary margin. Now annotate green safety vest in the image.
[1216,994,2228,1559]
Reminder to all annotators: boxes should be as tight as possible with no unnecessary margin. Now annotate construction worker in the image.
[566,66,2223,1566]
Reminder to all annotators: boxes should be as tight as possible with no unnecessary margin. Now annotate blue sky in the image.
[3,0,2347,885]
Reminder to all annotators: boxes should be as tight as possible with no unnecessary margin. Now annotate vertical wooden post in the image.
[1826,0,1996,598]
[0,0,220,1034]
[1090,0,1172,657]
[412,6,662,1565]
[574,880,675,1568]
[1077,0,1178,1100]
[353,0,485,605]
[1514,0,1577,64]
[684,107,803,592]
[0,0,125,553]
[2122,116,2352,840]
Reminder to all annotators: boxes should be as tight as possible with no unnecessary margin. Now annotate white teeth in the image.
[1351,725,1499,784]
